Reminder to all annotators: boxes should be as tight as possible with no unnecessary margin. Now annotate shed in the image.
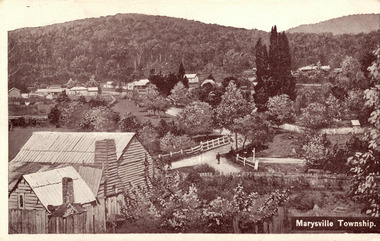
[8,166,96,212]
[185,74,200,88]
[87,87,99,96]
[68,86,88,96]
[8,87,21,98]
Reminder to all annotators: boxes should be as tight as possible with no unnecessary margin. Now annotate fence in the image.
[235,153,258,170]
[9,203,106,234]
[279,123,367,135]
[158,135,231,161]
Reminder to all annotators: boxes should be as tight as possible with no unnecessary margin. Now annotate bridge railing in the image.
[157,135,231,160]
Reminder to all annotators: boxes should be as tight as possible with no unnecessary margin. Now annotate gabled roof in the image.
[22,166,96,209]
[9,87,20,93]
[134,79,150,86]
[184,74,197,79]
[201,79,216,87]
[12,132,135,164]
[69,86,88,91]
[88,87,99,92]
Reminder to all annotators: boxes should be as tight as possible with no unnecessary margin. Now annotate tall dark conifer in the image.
[254,38,269,111]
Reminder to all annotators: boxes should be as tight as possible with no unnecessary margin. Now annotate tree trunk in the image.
[242,136,247,150]
[233,215,241,233]
[235,132,238,150]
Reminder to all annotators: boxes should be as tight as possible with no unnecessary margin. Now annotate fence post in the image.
[181,149,183,154]
[200,141,203,151]
[253,148,258,171]
[170,152,172,157]
[243,157,246,166]
[236,154,239,163]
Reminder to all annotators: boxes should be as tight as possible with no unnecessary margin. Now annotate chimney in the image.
[94,139,118,196]
[62,177,74,204]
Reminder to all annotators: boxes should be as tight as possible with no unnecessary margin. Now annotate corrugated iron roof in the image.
[23,166,96,209]
[12,132,135,164]
[134,79,150,86]
[78,166,103,196]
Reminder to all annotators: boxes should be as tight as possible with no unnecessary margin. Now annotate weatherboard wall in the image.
[9,178,45,211]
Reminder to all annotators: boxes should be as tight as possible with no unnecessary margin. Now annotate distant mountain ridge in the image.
[287,14,380,35]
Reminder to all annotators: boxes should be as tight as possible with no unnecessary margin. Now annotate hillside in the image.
[287,14,380,35]
[8,13,380,91]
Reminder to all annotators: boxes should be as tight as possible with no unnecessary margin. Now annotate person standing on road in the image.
[216,152,221,164]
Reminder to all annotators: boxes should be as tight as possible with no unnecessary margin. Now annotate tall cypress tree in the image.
[254,26,296,110]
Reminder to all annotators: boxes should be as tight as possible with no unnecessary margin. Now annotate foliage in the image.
[85,75,99,87]
[335,56,369,90]
[266,94,295,125]
[348,47,380,217]
[137,125,160,153]
[301,133,333,169]
[118,112,141,132]
[66,78,77,88]
[344,89,371,124]
[48,105,61,127]
[159,132,196,153]
[80,106,119,131]
[88,95,108,107]
[141,88,170,117]
[8,13,380,89]
[215,82,256,129]
[233,113,272,149]
[169,82,191,107]
[176,101,214,136]
[297,102,332,129]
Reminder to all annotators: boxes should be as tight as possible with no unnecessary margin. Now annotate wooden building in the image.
[8,166,97,212]
[9,131,155,223]
[185,74,200,89]
[8,87,21,98]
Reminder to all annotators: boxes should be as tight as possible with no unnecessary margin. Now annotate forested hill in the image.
[8,13,380,91]
[287,14,380,35]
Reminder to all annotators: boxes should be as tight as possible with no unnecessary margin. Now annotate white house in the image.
[35,88,65,98]
[68,86,88,96]
[185,74,200,88]
[87,87,99,96]
[8,87,21,98]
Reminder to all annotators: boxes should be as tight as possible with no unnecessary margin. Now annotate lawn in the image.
[112,98,176,125]
[258,130,304,158]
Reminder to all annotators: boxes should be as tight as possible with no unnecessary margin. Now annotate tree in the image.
[118,112,141,132]
[348,47,380,217]
[345,89,372,124]
[302,133,333,169]
[337,56,369,90]
[159,132,196,153]
[297,102,332,129]
[138,125,160,153]
[48,105,61,127]
[233,113,271,149]
[169,82,191,107]
[85,75,99,87]
[176,101,214,136]
[266,94,295,125]
[215,82,256,149]
[141,89,170,117]
[80,106,119,131]
[66,78,77,89]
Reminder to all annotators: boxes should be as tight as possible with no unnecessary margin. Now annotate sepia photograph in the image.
[2,0,380,239]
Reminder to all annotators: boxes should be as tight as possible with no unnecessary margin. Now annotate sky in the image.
[1,0,380,32]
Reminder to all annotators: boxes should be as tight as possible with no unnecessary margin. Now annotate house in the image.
[35,88,65,98]
[127,79,157,94]
[185,74,200,88]
[87,87,99,96]
[8,87,21,98]
[103,81,114,88]
[9,132,154,222]
[68,86,88,96]
[8,166,97,212]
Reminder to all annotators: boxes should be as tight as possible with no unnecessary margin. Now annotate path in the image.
[171,143,242,174]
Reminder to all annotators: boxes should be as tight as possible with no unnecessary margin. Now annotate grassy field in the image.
[112,98,176,125]
[258,131,304,158]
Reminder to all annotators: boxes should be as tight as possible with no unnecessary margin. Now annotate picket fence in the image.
[158,135,231,160]
[235,153,258,170]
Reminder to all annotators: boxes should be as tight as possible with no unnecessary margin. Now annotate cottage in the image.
[8,166,97,212]
[35,88,65,98]
[103,81,114,88]
[9,132,154,221]
[201,79,216,88]
[129,79,157,94]
[185,74,200,88]
[87,87,99,96]
[68,86,88,96]
[8,87,21,98]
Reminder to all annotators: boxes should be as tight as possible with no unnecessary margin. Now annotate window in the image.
[18,194,24,209]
